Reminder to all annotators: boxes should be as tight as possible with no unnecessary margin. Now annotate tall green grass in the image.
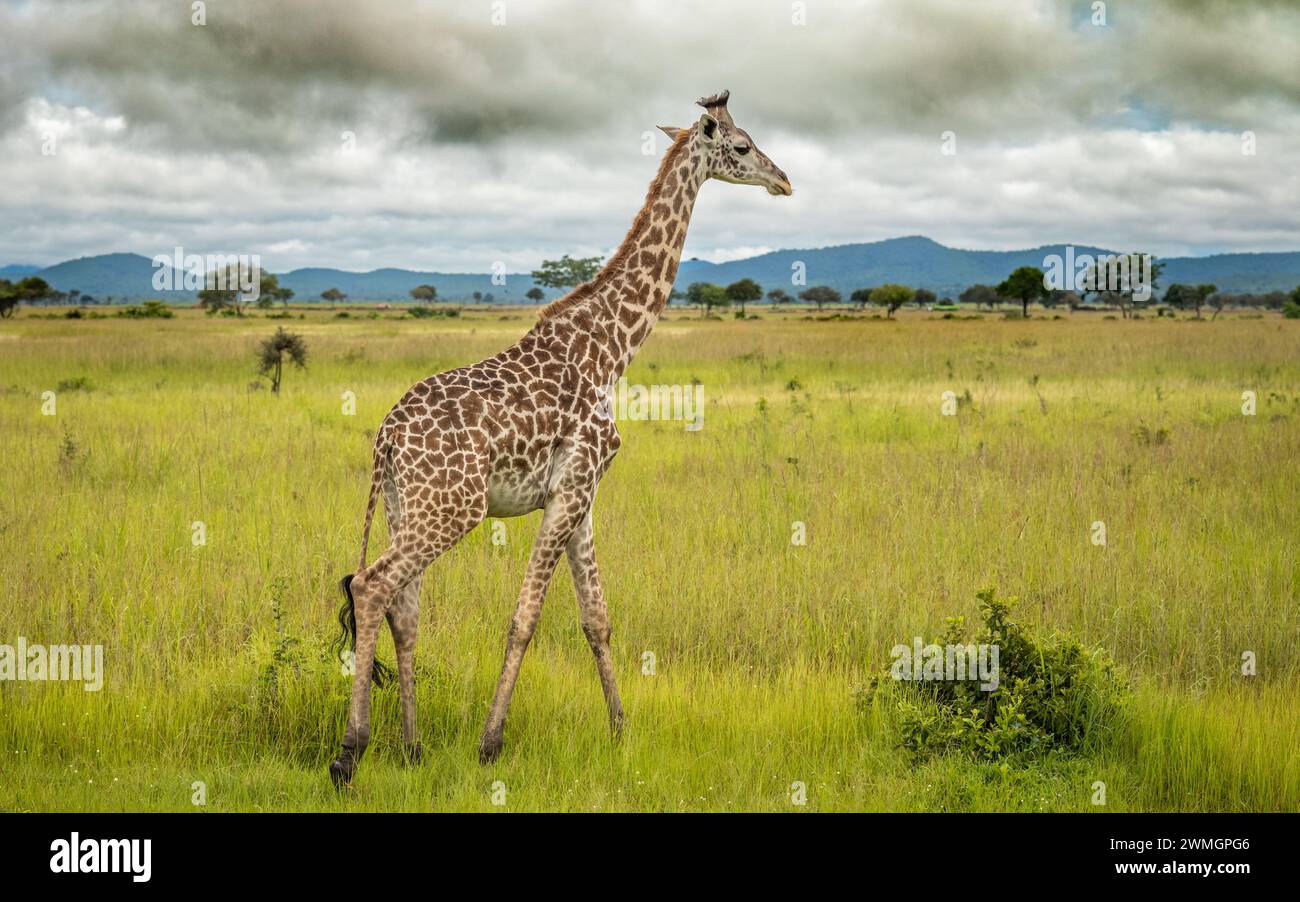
[0,307,1296,811]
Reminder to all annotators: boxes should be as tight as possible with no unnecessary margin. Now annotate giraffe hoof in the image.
[402,742,424,766]
[329,758,354,789]
[478,734,503,765]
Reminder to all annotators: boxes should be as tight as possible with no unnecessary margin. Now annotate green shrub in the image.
[861,587,1129,762]
[1283,300,1300,319]
[407,305,461,319]
[116,300,175,319]
[56,376,94,393]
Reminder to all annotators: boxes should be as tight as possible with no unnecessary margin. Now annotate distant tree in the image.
[525,287,545,303]
[200,264,273,316]
[482,292,494,304]
[1209,290,1229,320]
[669,288,686,306]
[799,285,841,311]
[725,278,762,316]
[1080,254,1164,319]
[472,291,483,304]
[254,272,287,309]
[686,282,729,317]
[0,280,17,318]
[1284,287,1300,319]
[410,284,437,302]
[849,288,873,310]
[320,287,346,304]
[531,254,602,290]
[257,328,308,395]
[1163,283,1190,313]
[870,283,914,318]
[1165,282,1215,319]
[998,266,1049,318]
[913,288,937,308]
[1193,283,1216,320]
[960,284,1000,310]
[0,276,53,317]
[766,288,791,306]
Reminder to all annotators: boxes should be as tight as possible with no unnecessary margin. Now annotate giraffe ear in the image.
[697,113,719,143]
[657,125,684,141]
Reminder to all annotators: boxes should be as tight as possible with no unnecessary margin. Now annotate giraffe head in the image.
[659,90,793,196]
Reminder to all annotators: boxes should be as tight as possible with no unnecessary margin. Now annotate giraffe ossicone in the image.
[328,90,792,787]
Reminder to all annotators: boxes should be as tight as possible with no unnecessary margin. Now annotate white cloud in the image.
[1,0,1298,269]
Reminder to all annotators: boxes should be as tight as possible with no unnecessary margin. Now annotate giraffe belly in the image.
[485,472,547,518]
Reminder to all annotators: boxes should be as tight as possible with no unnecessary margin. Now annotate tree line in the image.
[7,254,1300,320]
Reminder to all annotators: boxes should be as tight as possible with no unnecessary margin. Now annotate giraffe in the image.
[329,90,792,787]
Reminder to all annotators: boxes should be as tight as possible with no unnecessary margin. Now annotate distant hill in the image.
[675,236,1300,299]
[0,264,42,277]
[28,253,547,302]
[279,267,542,304]
[33,253,188,301]
[19,238,1300,302]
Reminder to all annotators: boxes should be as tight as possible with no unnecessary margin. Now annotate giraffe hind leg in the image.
[384,466,422,764]
[333,575,395,687]
[330,493,486,787]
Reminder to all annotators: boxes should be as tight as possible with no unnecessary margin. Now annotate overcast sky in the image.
[2,0,1298,272]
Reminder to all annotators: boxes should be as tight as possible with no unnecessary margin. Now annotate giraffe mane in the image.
[696,89,730,111]
[538,129,692,322]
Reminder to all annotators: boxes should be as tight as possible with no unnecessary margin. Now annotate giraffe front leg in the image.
[479,491,591,764]
[566,509,624,738]
[387,576,423,765]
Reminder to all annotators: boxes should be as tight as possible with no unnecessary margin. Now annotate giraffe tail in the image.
[332,575,395,688]
[358,431,390,571]
[331,431,395,687]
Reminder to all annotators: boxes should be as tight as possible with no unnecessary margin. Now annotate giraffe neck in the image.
[541,133,704,387]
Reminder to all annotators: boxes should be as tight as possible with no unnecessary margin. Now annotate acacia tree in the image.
[257,328,308,395]
[320,287,346,304]
[199,264,275,316]
[913,288,937,308]
[525,287,545,303]
[531,254,603,290]
[410,284,437,302]
[725,278,762,316]
[871,283,914,318]
[766,288,791,306]
[0,276,53,317]
[1080,254,1165,318]
[687,281,729,317]
[799,285,841,311]
[253,273,293,309]
[850,288,873,310]
[960,284,1000,310]
[1209,290,1231,320]
[997,266,1048,318]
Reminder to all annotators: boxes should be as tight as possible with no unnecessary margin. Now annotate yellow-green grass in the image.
[1,306,1297,811]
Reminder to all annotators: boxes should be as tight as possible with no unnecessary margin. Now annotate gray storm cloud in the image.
[1,0,1298,269]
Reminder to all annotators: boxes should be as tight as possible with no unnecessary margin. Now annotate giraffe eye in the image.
[734,144,751,155]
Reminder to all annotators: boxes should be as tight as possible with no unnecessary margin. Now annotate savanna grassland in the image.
[1,305,1297,812]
